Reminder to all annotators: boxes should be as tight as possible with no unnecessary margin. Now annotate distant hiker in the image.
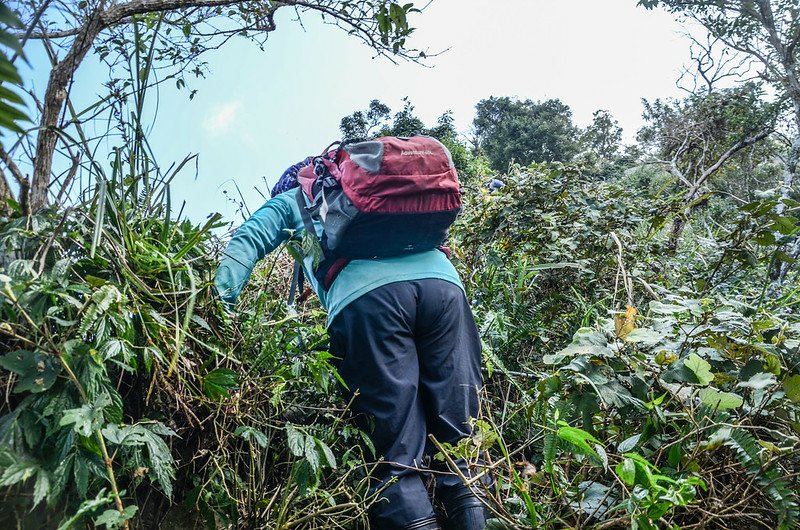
[485,178,505,193]
[215,136,490,530]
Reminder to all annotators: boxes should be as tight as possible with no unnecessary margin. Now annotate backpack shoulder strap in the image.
[295,186,317,236]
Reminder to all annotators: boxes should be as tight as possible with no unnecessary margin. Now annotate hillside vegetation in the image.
[1,1,800,529]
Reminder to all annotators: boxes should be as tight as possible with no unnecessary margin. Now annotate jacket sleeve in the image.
[215,194,300,306]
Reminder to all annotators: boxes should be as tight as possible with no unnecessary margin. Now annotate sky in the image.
[20,0,696,225]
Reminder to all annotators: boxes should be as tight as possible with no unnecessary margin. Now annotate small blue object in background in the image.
[486,178,505,193]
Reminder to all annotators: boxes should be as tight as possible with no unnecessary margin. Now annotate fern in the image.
[724,427,799,529]
[78,285,125,337]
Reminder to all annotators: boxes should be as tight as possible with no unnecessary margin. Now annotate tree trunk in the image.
[776,135,800,282]
[28,0,285,213]
[776,136,800,216]
[667,191,699,252]
[0,169,12,216]
[30,11,105,212]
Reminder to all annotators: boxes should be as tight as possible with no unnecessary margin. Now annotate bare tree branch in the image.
[691,128,773,194]
[28,0,423,211]
[0,145,30,214]
[0,167,13,213]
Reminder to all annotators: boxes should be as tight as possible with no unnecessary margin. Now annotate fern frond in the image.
[725,427,799,529]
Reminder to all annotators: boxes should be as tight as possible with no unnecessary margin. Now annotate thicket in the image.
[2,147,799,529]
[2,2,800,529]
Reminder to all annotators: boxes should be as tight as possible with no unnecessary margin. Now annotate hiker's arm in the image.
[215,196,296,306]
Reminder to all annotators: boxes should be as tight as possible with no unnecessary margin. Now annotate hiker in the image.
[485,178,505,193]
[215,137,489,530]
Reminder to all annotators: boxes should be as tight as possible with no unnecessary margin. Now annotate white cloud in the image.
[204,100,242,136]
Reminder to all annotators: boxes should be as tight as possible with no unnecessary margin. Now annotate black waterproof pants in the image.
[328,279,483,530]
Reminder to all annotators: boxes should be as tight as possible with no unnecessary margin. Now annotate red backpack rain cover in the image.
[296,136,462,286]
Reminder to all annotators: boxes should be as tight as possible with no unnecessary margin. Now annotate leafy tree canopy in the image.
[339,97,457,140]
[472,96,581,172]
[582,109,623,161]
[339,98,489,184]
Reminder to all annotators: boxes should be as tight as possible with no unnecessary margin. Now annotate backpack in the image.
[295,135,462,289]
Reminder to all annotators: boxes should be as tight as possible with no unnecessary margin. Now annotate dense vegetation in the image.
[2,1,800,529]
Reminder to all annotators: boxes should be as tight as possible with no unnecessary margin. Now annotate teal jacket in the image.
[214,190,464,326]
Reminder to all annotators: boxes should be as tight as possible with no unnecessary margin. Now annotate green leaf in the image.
[616,457,636,486]
[292,459,314,496]
[234,426,269,448]
[33,469,50,507]
[698,388,743,411]
[56,489,114,530]
[60,394,111,437]
[202,367,238,400]
[287,424,304,457]
[617,434,641,453]
[0,350,62,393]
[684,353,714,386]
[784,375,800,403]
[557,423,604,466]
[304,435,320,472]
[736,372,776,391]
[94,505,138,529]
[551,327,613,361]
[0,461,37,487]
[316,439,337,469]
[624,327,666,346]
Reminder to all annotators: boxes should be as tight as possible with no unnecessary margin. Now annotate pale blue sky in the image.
[20,0,692,225]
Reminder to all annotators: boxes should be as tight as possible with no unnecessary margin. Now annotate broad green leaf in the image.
[293,459,315,496]
[570,480,613,518]
[33,469,50,507]
[698,388,743,411]
[60,394,111,437]
[616,457,636,486]
[784,375,800,403]
[56,489,114,530]
[552,327,613,360]
[304,435,320,472]
[736,372,776,391]
[648,300,689,315]
[316,439,337,469]
[705,425,730,449]
[0,349,62,393]
[234,426,269,448]
[684,353,714,386]
[94,505,138,529]
[624,327,666,346]
[286,424,304,457]
[617,434,641,453]
[0,461,37,487]
[202,368,238,400]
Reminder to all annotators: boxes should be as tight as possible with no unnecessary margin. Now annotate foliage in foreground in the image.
[0,151,374,528]
[1,160,798,529]
[450,164,800,529]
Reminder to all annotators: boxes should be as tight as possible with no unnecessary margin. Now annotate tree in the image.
[338,99,391,139]
[472,96,581,172]
[582,109,623,160]
[339,98,488,183]
[640,0,800,264]
[0,6,30,215]
[638,83,778,249]
[4,0,424,215]
[640,0,799,189]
